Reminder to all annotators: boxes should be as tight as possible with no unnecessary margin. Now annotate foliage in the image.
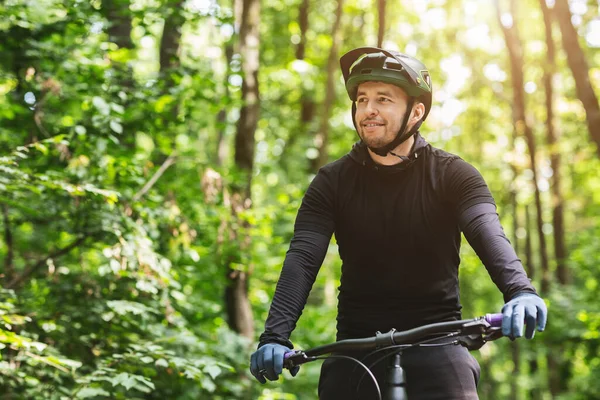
[0,0,599,399]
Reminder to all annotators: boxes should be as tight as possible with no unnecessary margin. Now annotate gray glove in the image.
[250,343,299,384]
[502,293,547,339]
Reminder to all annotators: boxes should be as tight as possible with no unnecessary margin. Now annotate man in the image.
[250,47,547,399]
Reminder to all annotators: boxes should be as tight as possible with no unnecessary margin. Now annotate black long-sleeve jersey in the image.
[259,134,536,348]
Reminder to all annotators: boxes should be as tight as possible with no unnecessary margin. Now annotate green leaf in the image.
[75,125,87,135]
[92,96,110,115]
[76,387,110,398]
[134,375,155,390]
[109,120,123,134]
[200,377,216,393]
[111,372,136,390]
[204,364,221,380]
[155,358,168,368]
[110,103,125,114]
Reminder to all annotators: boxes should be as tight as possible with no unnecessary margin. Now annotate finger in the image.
[272,346,286,376]
[524,303,537,339]
[502,304,514,337]
[250,352,266,384]
[250,352,258,375]
[537,302,547,332]
[257,347,270,382]
[263,346,279,381]
[512,304,525,338]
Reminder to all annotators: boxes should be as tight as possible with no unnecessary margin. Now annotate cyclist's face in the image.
[354,81,415,149]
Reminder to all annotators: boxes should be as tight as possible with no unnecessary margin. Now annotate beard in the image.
[357,122,397,149]
[356,111,406,150]
[358,129,392,148]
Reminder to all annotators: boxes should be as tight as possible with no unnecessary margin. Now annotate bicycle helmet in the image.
[340,47,432,156]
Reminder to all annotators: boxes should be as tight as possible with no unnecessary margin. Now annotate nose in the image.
[364,100,379,116]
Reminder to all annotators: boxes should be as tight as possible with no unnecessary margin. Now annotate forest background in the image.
[1,0,599,398]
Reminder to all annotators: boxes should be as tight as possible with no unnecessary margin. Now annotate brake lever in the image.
[483,327,503,342]
[457,334,486,350]
[457,325,504,350]
[456,318,500,350]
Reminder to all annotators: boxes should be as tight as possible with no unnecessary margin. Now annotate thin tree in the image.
[2,205,14,283]
[102,0,134,89]
[216,0,243,166]
[215,43,234,166]
[539,3,571,394]
[311,0,344,171]
[553,0,600,157]
[227,0,260,339]
[524,204,542,400]
[159,1,185,75]
[496,0,550,294]
[102,0,137,147]
[297,0,316,141]
[159,0,185,131]
[377,0,386,47]
[539,0,568,284]
[103,0,134,52]
[280,0,316,171]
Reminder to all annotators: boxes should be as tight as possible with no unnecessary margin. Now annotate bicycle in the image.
[278,313,505,400]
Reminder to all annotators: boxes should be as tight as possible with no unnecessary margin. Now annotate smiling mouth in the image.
[362,122,384,128]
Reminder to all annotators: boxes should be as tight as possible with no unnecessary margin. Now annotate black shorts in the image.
[318,343,480,400]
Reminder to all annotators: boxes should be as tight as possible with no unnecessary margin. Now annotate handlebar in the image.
[283,313,504,369]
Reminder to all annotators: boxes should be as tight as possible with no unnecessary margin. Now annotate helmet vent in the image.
[422,72,431,88]
[386,63,404,71]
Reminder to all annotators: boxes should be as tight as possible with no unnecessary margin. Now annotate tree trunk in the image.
[525,206,543,400]
[553,0,600,157]
[510,341,521,400]
[525,204,533,279]
[159,1,185,74]
[496,0,550,294]
[102,0,135,147]
[510,191,519,254]
[311,0,343,171]
[297,0,316,133]
[377,0,386,47]
[103,0,134,50]
[296,0,309,61]
[281,0,316,171]
[226,0,260,339]
[216,43,234,166]
[216,0,241,166]
[510,193,521,400]
[540,0,568,285]
[2,205,14,283]
[540,5,569,393]
[102,0,134,85]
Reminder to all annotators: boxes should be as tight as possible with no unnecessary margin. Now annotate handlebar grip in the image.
[485,313,503,327]
[284,351,295,360]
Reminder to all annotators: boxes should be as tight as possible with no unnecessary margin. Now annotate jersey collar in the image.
[349,132,429,173]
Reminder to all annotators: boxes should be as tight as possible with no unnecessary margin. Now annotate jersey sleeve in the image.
[258,169,337,348]
[459,203,537,302]
[444,159,537,301]
[443,158,496,214]
[293,167,337,236]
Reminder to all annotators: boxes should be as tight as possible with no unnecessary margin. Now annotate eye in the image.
[379,97,391,102]
[357,97,367,103]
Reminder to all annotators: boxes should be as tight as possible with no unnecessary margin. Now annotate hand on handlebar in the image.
[501,293,547,339]
[250,343,300,384]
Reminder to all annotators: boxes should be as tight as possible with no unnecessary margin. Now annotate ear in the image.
[411,102,425,123]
